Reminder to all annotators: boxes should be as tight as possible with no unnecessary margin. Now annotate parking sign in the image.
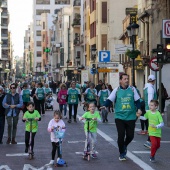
[99,51,110,62]
[162,20,170,38]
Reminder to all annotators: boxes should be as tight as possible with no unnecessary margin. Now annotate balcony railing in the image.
[1,12,8,16]
[1,2,7,8]
[1,34,8,37]
[72,19,81,27]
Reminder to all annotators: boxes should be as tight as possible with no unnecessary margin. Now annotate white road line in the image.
[0,165,12,170]
[75,151,98,155]
[17,142,25,145]
[135,128,141,132]
[132,151,150,154]
[77,115,154,170]
[161,141,170,143]
[6,153,28,157]
[68,140,85,143]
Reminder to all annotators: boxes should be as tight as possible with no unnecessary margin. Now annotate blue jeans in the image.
[59,104,67,116]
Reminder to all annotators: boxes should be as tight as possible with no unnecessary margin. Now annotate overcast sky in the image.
[8,0,33,57]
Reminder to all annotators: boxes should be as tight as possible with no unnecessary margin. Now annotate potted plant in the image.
[125,49,141,59]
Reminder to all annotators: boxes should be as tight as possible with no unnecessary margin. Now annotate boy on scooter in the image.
[79,103,101,158]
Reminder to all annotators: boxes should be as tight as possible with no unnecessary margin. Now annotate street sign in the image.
[114,44,132,54]
[162,20,170,38]
[149,57,159,71]
[98,68,118,73]
[98,51,110,62]
[81,70,89,84]
[98,62,119,68]
[125,8,137,15]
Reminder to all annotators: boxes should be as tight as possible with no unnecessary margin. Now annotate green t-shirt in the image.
[68,88,79,104]
[22,89,30,102]
[36,88,45,100]
[23,110,41,133]
[144,110,163,137]
[44,88,51,94]
[82,111,101,133]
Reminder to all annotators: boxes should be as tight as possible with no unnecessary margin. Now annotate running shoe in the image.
[49,160,54,165]
[67,119,71,123]
[144,141,151,149]
[137,130,145,135]
[119,154,126,161]
[91,153,97,158]
[150,156,156,163]
[25,147,28,153]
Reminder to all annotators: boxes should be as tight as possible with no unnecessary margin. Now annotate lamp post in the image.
[66,59,70,81]
[126,22,139,86]
[0,63,2,84]
[91,48,97,83]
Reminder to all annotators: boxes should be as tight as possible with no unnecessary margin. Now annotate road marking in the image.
[135,128,141,132]
[68,140,85,143]
[77,114,154,170]
[6,153,28,157]
[17,142,25,145]
[161,141,170,143]
[23,164,52,170]
[0,165,12,170]
[75,151,99,155]
[132,151,150,154]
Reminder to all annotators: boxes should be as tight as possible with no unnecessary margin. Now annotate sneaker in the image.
[105,119,108,122]
[91,153,97,158]
[74,119,77,123]
[25,147,28,153]
[11,138,17,144]
[6,137,11,144]
[137,130,146,135]
[145,131,148,135]
[67,119,71,123]
[49,160,54,165]
[57,157,60,163]
[64,116,67,119]
[144,141,151,149]
[150,156,156,163]
[119,154,126,161]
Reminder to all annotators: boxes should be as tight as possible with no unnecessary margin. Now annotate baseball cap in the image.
[148,75,156,81]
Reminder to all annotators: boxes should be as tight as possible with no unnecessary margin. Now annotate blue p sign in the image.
[99,51,110,62]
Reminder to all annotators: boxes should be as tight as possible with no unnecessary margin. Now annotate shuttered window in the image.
[101,34,107,50]
[102,2,107,23]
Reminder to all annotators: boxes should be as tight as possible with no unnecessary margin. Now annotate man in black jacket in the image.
[0,86,6,144]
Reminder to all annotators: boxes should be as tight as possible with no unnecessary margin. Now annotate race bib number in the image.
[61,95,66,99]
[149,126,156,132]
[38,94,43,98]
[103,97,107,101]
[71,99,76,103]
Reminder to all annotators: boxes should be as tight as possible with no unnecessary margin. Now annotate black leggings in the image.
[25,131,36,151]
[52,142,61,160]
[140,119,148,131]
[37,99,45,115]
[68,104,78,120]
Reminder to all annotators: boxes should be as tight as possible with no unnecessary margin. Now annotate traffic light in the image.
[156,44,164,63]
[165,44,170,63]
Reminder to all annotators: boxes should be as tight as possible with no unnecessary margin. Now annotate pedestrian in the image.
[52,81,57,94]
[143,75,157,148]
[67,81,81,123]
[22,102,41,154]
[0,86,6,144]
[35,82,45,116]
[79,103,101,158]
[157,83,168,114]
[2,83,23,144]
[58,83,67,119]
[31,82,38,110]
[144,100,164,162]
[44,83,52,95]
[95,80,103,94]
[48,110,66,165]
[97,83,110,123]
[102,73,142,161]
[21,83,31,114]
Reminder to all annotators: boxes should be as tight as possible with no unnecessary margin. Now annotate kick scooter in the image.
[27,118,34,160]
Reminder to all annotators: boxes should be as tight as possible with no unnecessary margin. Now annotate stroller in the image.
[45,92,54,110]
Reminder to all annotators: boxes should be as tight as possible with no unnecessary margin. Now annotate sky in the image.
[8,0,33,57]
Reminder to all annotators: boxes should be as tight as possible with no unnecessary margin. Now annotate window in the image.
[36,20,41,26]
[90,0,96,13]
[36,9,50,15]
[101,34,107,50]
[43,22,45,29]
[36,41,41,46]
[102,2,107,23]
[36,31,41,36]
[55,0,70,4]
[90,22,96,39]
[36,52,42,57]
[36,0,50,4]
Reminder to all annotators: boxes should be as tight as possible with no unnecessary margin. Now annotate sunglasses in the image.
[10,87,16,89]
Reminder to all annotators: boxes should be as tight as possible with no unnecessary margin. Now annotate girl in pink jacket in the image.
[57,84,67,118]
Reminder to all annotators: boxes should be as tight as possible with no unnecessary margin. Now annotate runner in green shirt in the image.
[144,100,164,163]
[80,103,101,158]
[23,102,41,154]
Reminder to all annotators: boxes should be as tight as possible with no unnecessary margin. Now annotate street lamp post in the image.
[127,23,139,86]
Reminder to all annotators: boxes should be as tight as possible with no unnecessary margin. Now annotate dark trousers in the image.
[140,119,148,131]
[68,104,78,120]
[25,131,36,151]
[33,98,38,111]
[23,102,28,114]
[115,119,136,154]
[37,99,45,115]
[52,142,61,160]
[6,116,19,139]
[0,115,5,142]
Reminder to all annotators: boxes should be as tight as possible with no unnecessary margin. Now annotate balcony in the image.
[1,34,8,39]
[72,14,81,27]
[1,12,8,18]
[1,1,7,8]
[1,23,8,29]
[73,0,81,7]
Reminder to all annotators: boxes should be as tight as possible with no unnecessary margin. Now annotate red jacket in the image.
[58,89,67,104]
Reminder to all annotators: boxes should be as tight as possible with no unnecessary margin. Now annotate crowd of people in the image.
[0,74,167,164]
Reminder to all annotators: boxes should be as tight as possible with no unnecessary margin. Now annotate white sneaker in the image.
[64,116,67,119]
[49,160,54,165]
[57,157,60,163]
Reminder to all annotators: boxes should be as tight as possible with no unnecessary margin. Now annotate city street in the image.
[0,98,170,170]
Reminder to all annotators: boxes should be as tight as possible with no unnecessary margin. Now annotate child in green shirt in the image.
[144,100,164,163]
[79,103,101,158]
[23,102,41,154]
